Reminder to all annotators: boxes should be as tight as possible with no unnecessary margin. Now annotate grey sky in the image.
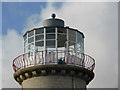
[2,2,118,88]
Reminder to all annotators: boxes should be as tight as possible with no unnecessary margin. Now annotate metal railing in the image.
[13,50,95,72]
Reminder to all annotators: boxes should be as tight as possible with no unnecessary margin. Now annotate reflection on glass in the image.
[35,41,44,46]
[46,34,55,39]
[76,44,81,52]
[68,29,76,42]
[69,41,76,51]
[58,27,66,34]
[35,29,44,34]
[80,41,84,53]
[24,46,28,53]
[69,35,76,42]
[46,28,55,33]
[46,40,55,48]
[58,34,67,47]
[24,40,27,47]
[35,35,44,41]
[28,37,34,43]
[28,31,34,37]
[69,29,76,35]
[28,43,34,52]
[76,32,84,53]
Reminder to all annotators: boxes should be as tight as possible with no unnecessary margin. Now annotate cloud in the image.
[40,2,118,88]
[2,29,23,88]
[22,2,119,88]
[2,2,118,88]
[23,14,42,34]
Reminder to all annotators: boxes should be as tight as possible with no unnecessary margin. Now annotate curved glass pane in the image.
[69,35,76,42]
[76,32,84,53]
[69,41,76,51]
[68,29,76,42]
[28,31,34,37]
[28,43,34,52]
[24,40,27,47]
[35,29,44,35]
[58,34,67,47]
[46,40,55,48]
[28,37,34,43]
[46,28,55,33]
[46,34,55,39]
[58,27,67,34]
[35,41,44,51]
[35,41,44,46]
[24,34,27,41]
[35,35,44,41]
[69,29,76,35]
[24,46,28,53]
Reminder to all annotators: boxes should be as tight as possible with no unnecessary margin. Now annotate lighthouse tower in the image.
[13,14,95,89]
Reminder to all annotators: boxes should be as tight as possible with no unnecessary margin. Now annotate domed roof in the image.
[43,13,65,27]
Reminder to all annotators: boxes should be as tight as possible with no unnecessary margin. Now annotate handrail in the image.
[13,50,95,72]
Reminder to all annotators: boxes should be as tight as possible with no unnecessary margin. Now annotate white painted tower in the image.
[13,14,95,89]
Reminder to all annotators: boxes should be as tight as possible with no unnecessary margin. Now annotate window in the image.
[28,31,34,37]
[76,32,84,53]
[28,37,34,43]
[69,29,76,35]
[35,35,44,41]
[46,34,55,39]
[46,40,55,48]
[69,35,76,42]
[24,34,27,41]
[46,28,55,33]
[68,29,76,42]
[35,29,44,35]
[28,43,34,51]
[58,28,66,34]
[57,27,67,48]
[35,41,44,46]
[69,41,76,51]
[58,34,67,47]
[76,44,81,51]
[24,40,27,47]
[24,46,28,53]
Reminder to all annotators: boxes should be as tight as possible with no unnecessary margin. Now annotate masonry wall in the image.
[22,75,86,88]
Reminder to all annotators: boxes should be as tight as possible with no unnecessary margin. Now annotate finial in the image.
[52,13,56,19]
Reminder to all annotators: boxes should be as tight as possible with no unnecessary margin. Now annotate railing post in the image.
[44,27,46,65]
[55,27,58,64]
[34,51,36,66]
[42,51,44,64]
[23,54,25,68]
[81,53,85,68]
[66,28,69,64]
[44,50,46,65]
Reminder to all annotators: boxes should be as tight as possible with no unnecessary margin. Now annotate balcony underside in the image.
[14,64,94,85]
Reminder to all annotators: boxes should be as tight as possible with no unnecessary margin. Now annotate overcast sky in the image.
[2,2,118,89]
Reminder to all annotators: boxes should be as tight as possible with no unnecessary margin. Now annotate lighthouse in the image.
[13,14,95,89]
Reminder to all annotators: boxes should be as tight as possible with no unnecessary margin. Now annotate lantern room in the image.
[23,14,84,56]
[13,14,95,72]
